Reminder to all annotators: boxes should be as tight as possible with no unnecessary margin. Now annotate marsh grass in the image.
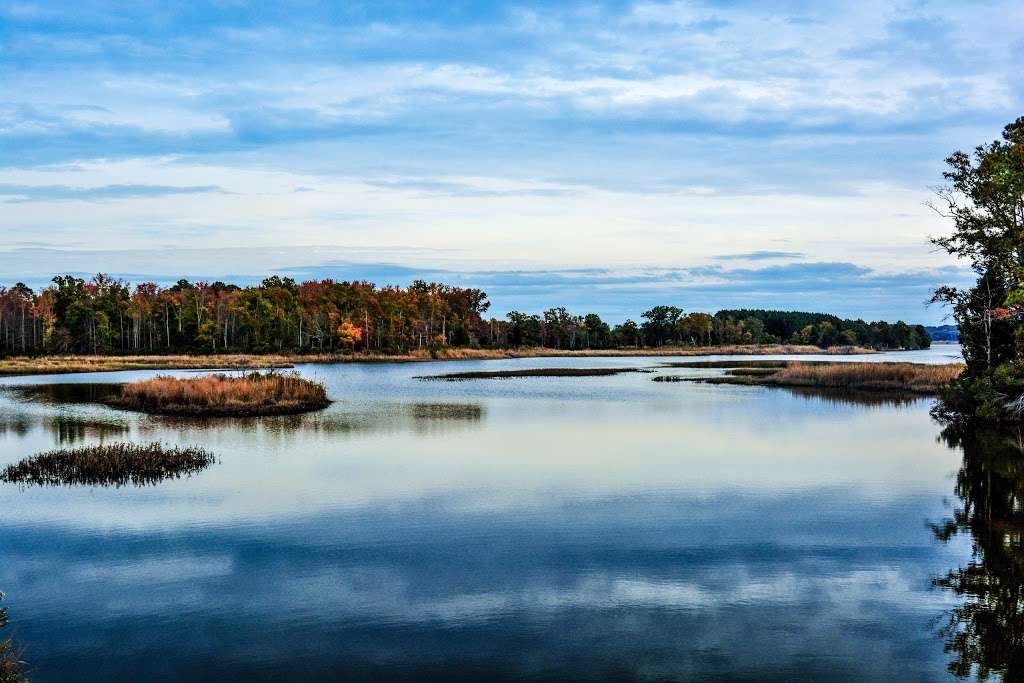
[764,362,963,392]
[659,361,964,394]
[1,442,215,487]
[418,368,654,380]
[105,371,330,416]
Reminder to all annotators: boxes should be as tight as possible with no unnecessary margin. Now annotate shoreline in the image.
[0,345,881,378]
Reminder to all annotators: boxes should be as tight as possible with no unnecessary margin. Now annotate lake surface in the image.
[0,345,993,680]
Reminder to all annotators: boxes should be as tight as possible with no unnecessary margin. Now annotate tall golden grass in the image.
[106,371,330,416]
[763,361,963,393]
[1,442,214,487]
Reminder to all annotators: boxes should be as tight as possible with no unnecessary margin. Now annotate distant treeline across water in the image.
[0,274,930,355]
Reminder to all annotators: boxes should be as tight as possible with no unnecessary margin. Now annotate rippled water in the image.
[0,346,977,680]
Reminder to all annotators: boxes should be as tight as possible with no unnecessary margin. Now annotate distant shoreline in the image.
[0,344,879,377]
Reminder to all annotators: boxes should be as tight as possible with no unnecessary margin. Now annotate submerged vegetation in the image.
[105,372,330,417]
[419,367,653,380]
[659,361,963,395]
[1,442,215,487]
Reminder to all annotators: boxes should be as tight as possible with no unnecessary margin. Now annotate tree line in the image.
[0,274,929,357]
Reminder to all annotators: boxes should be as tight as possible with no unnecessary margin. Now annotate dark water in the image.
[0,347,997,680]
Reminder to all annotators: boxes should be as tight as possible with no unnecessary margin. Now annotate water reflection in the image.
[932,424,1024,679]
[0,415,30,438]
[138,401,486,439]
[48,416,129,445]
[3,383,120,406]
[0,355,972,680]
[784,387,934,408]
[1,383,485,450]
[0,412,128,445]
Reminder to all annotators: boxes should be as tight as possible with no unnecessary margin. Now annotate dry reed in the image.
[763,361,963,393]
[105,371,330,416]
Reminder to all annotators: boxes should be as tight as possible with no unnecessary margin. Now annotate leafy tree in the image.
[505,311,541,347]
[640,305,684,346]
[583,313,612,348]
[932,117,1024,421]
[612,319,640,347]
[337,320,363,350]
[679,312,713,345]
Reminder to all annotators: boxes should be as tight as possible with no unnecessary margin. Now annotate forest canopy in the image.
[0,274,929,356]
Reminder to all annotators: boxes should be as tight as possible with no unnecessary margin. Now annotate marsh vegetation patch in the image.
[104,372,330,416]
[1,442,215,487]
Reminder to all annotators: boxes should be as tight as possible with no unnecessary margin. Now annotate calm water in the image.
[0,346,990,680]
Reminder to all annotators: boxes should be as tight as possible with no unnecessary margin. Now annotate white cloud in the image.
[0,0,1019,319]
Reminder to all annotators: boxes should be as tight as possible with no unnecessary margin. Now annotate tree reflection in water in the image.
[933,424,1024,679]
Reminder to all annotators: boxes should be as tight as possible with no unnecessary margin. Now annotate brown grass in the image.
[0,354,293,376]
[0,345,875,377]
[105,371,330,416]
[1,442,215,487]
[664,361,964,394]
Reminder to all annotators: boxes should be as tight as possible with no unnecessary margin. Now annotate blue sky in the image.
[2,1,1021,322]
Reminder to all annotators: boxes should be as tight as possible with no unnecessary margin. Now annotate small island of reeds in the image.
[656,361,964,395]
[1,442,215,487]
[104,372,331,417]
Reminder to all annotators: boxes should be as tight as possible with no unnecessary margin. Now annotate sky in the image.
[1,1,1022,323]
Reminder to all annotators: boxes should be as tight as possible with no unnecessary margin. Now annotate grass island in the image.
[103,372,331,417]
